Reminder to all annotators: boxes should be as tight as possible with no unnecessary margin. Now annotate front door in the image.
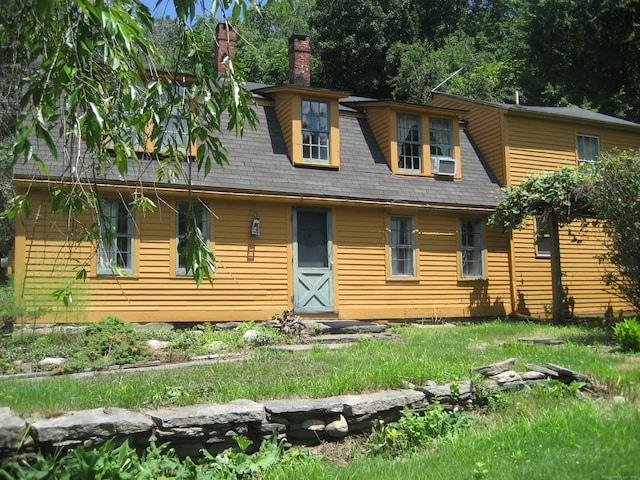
[293,208,334,313]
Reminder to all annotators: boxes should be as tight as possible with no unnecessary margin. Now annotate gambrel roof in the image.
[15,89,503,212]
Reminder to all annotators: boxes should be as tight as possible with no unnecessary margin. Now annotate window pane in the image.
[462,250,483,277]
[177,202,209,275]
[577,135,599,164]
[390,215,415,276]
[397,114,421,172]
[535,216,551,256]
[98,200,134,274]
[460,219,484,278]
[430,118,453,159]
[302,100,330,163]
[297,211,328,268]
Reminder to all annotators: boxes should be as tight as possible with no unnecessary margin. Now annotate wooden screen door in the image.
[293,208,334,313]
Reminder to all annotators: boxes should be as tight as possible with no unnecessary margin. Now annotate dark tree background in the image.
[201,0,640,122]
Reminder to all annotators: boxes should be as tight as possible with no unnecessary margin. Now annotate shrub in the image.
[613,317,640,352]
[63,316,152,372]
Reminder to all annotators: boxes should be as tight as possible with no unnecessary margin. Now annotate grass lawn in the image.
[1,320,639,479]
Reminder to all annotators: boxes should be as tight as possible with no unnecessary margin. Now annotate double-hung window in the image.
[302,99,330,163]
[397,114,421,172]
[429,118,453,160]
[176,202,210,276]
[158,84,191,155]
[535,216,551,257]
[389,215,416,277]
[97,200,134,275]
[577,134,599,166]
[460,219,484,278]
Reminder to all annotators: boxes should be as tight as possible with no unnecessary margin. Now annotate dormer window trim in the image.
[256,85,346,169]
[351,100,463,179]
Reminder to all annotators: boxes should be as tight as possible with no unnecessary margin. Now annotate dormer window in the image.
[397,114,422,173]
[302,99,330,163]
[429,118,453,160]
[160,84,190,153]
[154,82,195,158]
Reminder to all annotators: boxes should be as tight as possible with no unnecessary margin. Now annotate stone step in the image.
[301,320,388,335]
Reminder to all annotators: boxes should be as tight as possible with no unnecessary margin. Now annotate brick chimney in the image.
[215,22,237,74]
[288,34,311,87]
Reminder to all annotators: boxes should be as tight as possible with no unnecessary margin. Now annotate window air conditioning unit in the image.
[434,158,457,176]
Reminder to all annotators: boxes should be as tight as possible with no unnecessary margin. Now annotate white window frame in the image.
[97,199,134,275]
[397,114,422,173]
[535,216,551,257]
[389,215,416,277]
[460,218,485,278]
[302,99,330,163]
[176,202,210,276]
[577,134,600,166]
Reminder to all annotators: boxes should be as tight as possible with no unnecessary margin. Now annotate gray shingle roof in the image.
[15,103,503,210]
[432,91,640,130]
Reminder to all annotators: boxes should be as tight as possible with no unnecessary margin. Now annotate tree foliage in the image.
[236,0,316,86]
[0,0,288,299]
[488,167,592,232]
[590,150,640,312]
[488,167,593,322]
[519,0,640,121]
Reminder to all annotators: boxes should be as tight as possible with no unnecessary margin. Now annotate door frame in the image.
[292,207,334,313]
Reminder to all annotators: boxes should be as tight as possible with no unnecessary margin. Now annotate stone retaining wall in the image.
[0,360,589,461]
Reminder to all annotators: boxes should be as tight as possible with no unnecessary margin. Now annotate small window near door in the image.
[460,218,484,278]
[389,215,416,277]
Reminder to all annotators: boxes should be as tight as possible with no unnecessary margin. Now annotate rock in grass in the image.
[546,363,588,383]
[525,363,560,378]
[0,407,27,452]
[39,357,66,366]
[518,337,564,345]
[147,340,171,350]
[470,358,516,377]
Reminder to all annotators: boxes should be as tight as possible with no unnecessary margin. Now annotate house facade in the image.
[11,28,640,324]
[428,92,640,318]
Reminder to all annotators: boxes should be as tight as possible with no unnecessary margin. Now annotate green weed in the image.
[612,317,640,352]
[0,435,303,479]
[365,405,471,457]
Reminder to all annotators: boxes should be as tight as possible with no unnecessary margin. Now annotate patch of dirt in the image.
[303,435,369,466]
